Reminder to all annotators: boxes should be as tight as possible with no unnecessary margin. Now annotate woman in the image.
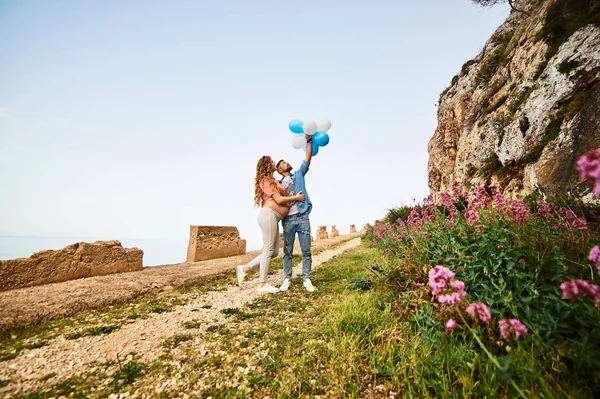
[237,155,305,293]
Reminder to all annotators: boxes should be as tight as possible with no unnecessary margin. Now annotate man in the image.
[276,134,316,292]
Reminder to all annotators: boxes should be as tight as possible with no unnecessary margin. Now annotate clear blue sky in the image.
[0,0,510,252]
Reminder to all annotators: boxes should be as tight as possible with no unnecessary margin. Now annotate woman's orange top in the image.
[259,178,285,207]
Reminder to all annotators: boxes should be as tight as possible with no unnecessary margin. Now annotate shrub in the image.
[508,86,533,114]
[363,186,600,396]
[483,95,509,116]
[479,152,502,178]
[385,205,419,225]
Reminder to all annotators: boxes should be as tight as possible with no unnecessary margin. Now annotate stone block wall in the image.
[0,241,143,292]
[186,226,246,262]
[350,224,357,233]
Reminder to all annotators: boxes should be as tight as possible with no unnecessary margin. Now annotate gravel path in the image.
[0,237,362,397]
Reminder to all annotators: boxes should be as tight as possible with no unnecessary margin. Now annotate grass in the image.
[483,95,509,116]
[557,58,581,75]
[479,152,503,178]
[509,86,533,115]
[65,324,121,340]
[161,333,193,349]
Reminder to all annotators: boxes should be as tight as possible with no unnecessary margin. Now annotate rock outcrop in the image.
[0,241,143,292]
[186,226,246,262]
[429,0,600,201]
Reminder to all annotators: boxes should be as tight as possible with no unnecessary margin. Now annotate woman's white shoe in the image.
[256,283,280,294]
[236,265,246,287]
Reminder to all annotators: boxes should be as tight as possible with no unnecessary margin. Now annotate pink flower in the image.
[440,192,455,208]
[450,280,465,291]
[493,193,508,212]
[468,186,490,211]
[498,319,528,340]
[560,208,577,221]
[384,248,391,254]
[518,258,526,265]
[464,210,480,225]
[572,218,589,230]
[510,200,532,222]
[536,200,557,223]
[438,290,467,305]
[466,303,491,323]
[576,149,600,196]
[428,266,455,295]
[446,319,457,331]
[560,280,599,301]
[589,246,600,274]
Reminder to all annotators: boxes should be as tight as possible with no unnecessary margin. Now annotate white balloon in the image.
[292,134,306,149]
[303,119,317,135]
[317,119,332,132]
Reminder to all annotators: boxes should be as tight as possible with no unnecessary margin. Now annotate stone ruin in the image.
[330,226,339,238]
[350,224,357,233]
[186,226,246,262]
[316,226,329,240]
[0,240,143,292]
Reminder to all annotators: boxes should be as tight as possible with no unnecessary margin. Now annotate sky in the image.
[0,0,510,253]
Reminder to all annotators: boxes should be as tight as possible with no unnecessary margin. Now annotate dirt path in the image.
[0,237,362,397]
[0,233,363,331]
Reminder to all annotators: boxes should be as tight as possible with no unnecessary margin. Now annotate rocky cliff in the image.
[428,0,600,201]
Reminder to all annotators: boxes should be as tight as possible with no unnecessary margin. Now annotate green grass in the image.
[483,95,509,116]
[161,333,193,349]
[65,324,121,340]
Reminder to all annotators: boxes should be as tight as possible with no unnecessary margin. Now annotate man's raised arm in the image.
[305,133,313,162]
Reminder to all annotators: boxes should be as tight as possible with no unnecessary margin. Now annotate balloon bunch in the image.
[288,119,332,157]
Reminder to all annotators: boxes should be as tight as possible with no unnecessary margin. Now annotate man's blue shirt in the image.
[290,160,311,215]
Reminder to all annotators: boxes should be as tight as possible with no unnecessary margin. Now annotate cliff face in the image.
[428,0,600,201]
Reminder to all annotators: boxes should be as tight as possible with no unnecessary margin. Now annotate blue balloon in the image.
[313,131,330,147]
[289,119,304,134]
[304,142,320,156]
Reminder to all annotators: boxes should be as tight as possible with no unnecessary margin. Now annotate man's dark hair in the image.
[276,160,285,170]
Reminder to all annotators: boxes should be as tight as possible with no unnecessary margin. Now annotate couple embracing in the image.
[237,134,316,294]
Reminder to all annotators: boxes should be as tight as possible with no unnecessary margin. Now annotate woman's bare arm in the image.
[271,190,305,205]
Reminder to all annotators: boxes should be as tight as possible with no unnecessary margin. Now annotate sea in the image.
[0,236,189,267]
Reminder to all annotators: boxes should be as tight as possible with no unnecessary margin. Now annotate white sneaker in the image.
[236,265,246,287]
[257,283,280,294]
[303,279,317,292]
[280,278,291,292]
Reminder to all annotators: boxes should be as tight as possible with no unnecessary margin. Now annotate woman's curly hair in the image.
[254,156,278,207]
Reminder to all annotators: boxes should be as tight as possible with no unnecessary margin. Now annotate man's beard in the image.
[286,165,293,173]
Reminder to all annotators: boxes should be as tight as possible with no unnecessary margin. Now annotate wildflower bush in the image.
[363,150,600,396]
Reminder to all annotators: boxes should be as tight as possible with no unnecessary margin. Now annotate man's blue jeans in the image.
[282,212,312,280]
